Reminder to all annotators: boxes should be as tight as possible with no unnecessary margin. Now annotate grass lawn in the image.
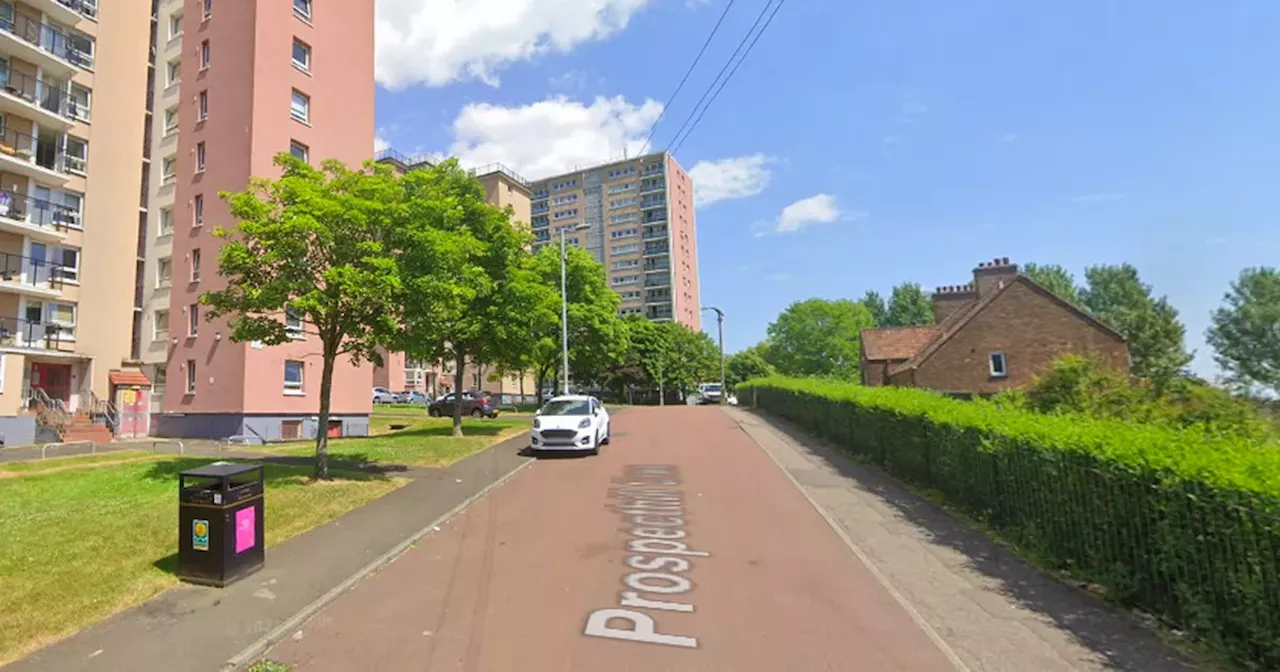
[0,457,406,666]
[262,416,529,468]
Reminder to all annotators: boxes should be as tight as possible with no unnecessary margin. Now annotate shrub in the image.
[740,376,1280,669]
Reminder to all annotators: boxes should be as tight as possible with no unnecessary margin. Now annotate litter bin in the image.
[177,462,265,587]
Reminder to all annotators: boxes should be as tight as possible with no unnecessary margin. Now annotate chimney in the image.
[932,282,978,323]
[973,257,1018,297]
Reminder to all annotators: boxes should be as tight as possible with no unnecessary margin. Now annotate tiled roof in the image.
[109,370,151,387]
[861,326,942,361]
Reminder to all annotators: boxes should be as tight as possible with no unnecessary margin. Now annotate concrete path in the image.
[265,406,958,671]
[1,433,533,672]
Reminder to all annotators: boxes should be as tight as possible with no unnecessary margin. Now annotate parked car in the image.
[697,382,724,405]
[427,391,499,418]
[398,390,429,405]
[372,387,397,404]
[529,395,610,454]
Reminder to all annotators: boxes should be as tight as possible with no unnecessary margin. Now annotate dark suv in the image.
[427,391,499,418]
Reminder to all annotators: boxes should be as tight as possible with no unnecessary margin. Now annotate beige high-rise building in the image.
[0,0,152,444]
[529,152,701,330]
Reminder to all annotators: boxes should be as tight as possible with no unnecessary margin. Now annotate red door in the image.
[31,363,71,403]
[117,387,149,438]
[327,420,342,438]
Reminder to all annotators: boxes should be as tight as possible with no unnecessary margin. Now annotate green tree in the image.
[528,245,628,399]
[1022,263,1082,303]
[885,283,935,327]
[1207,267,1280,395]
[765,298,875,378]
[1081,264,1193,389]
[393,159,556,437]
[668,322,720,395]
[726,344,776,389]
[202,154,401,479]
[859,290,888,327]
[623,316,676,404]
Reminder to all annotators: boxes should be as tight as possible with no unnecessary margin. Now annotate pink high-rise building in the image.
[150,0,375,440]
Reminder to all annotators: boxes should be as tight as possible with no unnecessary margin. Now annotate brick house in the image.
[860,258,1129,395]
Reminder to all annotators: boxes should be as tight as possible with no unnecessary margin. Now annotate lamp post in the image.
[559,223,591,396]
[701,306,725,403]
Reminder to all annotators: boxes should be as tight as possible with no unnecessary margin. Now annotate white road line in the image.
[724,407,972,672]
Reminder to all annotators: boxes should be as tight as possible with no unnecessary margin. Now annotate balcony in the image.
[640,196,664,209]
[0,315,74,352]
[643,227,668,240]
[639,179,664,194]
[531,204,549,214]
[0,188,75,241]
[0,13,88,77]
[0,70,75,129]
[643,242,668,256]
[644,275,670,288]
[646,308,673,321]
[0,126,71,184]
[0,251,68,299]
[642,164,663,177]
[26,0,91,28]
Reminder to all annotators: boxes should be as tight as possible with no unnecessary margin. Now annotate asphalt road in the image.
[266,406,956,671]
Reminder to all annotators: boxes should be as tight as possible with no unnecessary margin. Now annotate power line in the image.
[669,0,787,155]
[637,0,737,156]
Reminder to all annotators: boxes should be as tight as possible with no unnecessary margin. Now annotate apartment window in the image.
[188,303,199,336]
[68,31,94,69]
[608,182,635,194]
[157,208,173,236]
[64,137,87,174]
[200,40,210,69]
[194,194,204,226]
[611,275,639,286]
[284,360,304,393]
[989,352,1008,378]
[290,89,309,123]
[611,243,639,255]
[610,213,636,225]
[169,13,183,38]
[198,91,208,120]
[284,305,304,339]
[610,228,638,240]
[68,84,90,122]
[289,140,308,162]
[190,248,201,281]
[292,39,311,71]
[161,156,176,182]
[552,194,577,206]
[294,0,312,20]
[153,309,170,340]
[58,191,82,228]
[167,60,181,86]
[195,142,206,172]
[164,106,178,133]
[54,247,79,283]
[186,360,196,393]
[157,257,172,287]
[202,0,212,20]
[48,303,75,337]
[612,259,639,270]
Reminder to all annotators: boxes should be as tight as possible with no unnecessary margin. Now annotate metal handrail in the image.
[0,125,68,173]
[0,69,73,117]
[1,316,75,352]
[0,188,77,230]
[85,388,118,434]
[0,250,69,289]
[0,13,89,65]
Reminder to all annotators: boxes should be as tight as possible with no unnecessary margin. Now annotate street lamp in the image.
[701,306,725,403]
[559,223,591,397]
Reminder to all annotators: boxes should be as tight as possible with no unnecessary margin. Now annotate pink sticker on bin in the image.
[235,506,256,553]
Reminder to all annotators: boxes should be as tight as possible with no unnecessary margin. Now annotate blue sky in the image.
[372,0,1280,380]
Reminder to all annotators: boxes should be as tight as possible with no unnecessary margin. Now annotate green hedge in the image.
[739,376,1280,669]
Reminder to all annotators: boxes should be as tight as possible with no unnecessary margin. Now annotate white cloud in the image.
[687,154,773,207]
[1072,192,1125,204]
[776,193,846,233]
[447,95,663,179]
[374,135,390,153]
[376,0,655,89]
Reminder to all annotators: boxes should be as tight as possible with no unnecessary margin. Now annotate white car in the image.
[530,395,610,454]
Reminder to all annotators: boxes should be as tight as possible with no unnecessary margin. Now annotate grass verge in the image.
[261,417,528,468]
[0,458,405,666]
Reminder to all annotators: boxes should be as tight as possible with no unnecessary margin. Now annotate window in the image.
[186,360,196,393]
[194,194,204,226]
[202,0,212,20]
[290,89,309,123]
[48,303,75,340]
[57,190,82,228]
[200,40,210,69]
[281,420,302,440]
[188,303,199,336]
[54,247,78,282]
[284,360,304,393]
[64,137,87,174]
[609,213,636,225]
[169,13,183,38]
[610,227,638,239]
[153,309,170,340]
[161,156,176,182]
[198,91,208,120]
[989,352,1007,378]
[609,197,636,209]
[196,142,206,172]
[552,194,577,206]
[608,182,635,194]
[68,84,90,122]
[167,60,181,86]
[159,208,173,236]
[164,106,178,132]
[294,0,311,20]
[190,248,201,281]
[612,259,639,270]
[156,257,172,287]
[284,305,303,339]
[289,140,308,162]
[611,275,639,286]
[608,166,636,179]
[611,243,639,255]
[68,31,94,69]
[292,39,310,71]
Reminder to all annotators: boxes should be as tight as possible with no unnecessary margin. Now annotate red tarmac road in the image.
[267,406,956,671]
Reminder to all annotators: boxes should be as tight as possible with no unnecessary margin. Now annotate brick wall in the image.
[907,280,1129,394]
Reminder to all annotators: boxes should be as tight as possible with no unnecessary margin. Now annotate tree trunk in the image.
[452,353,466,438]
[658,373,665,407]
[315,341,338,480]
